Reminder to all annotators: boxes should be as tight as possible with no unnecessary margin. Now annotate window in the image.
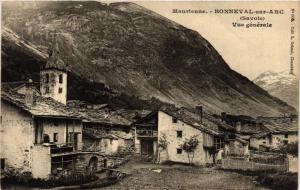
[177,131,182,138]
[43,134,50,143]
[284,134,289,138]
[53,133,58,142]
[45,73,49,83]
[177,148,182,154]
[45,86,49,94]
[59,74,63,83]
[172,117,178,123]
[1,159,5,170]
[214,138,225,150]
[283,140,288,145]
[58,88,63,94]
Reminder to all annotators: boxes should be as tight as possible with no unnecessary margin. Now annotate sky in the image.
[135,1,299,79]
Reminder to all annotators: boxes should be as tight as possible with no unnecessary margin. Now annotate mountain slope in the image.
[254,71,299,111]
[1,1,297,117]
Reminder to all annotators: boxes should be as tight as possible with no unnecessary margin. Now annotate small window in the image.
[45,73,49,83]
[59,74,63,83]
[283,140,288,145]
[45,86,49,94]
[177,131,182,138]
[58,88,63,94]
[214,138,225,150]
[53,133,58,142]
[1,158,5,170]
[43,134,50,143]
[177,148,182,154]
[172,117,178,123]
[284,134,288,138]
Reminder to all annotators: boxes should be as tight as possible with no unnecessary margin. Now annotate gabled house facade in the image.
[1,42,84,179]
[1,83,83,179]
[133,106,247,165]
[157,110,218,165]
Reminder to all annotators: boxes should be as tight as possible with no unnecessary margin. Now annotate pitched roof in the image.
[83,128,118,140]
[43,41,67,71]
[83,128,132,140]
[116,109,152,123]
[2,81,39,91]
[239,123,269,135]
[251,132,270,139]
[66,101,131,126]
[159,106,226,136]
[229,137,248,145]
[257,117,298,134]
[1,82,81,119]
[74,107,132,126]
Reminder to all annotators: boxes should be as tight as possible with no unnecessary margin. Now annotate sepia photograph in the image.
[0,1,299,189]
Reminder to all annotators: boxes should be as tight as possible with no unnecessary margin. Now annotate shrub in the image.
[257,172,298,190]
[277,141,298,156]
[182,136,199,165]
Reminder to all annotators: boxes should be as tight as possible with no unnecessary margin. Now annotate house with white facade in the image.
[134,106,248,165]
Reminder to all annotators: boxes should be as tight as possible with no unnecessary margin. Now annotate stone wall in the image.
[1,100,34,174]
[74,153,130,174]
[31,145,51,179]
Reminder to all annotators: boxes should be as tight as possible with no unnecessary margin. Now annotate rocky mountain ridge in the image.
[254,70,298,111]
[1,1,297,117]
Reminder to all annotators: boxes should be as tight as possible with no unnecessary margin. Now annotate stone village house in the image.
[1,44,83,179]
[133,106,249,165]
[250,116,298,151]
[67,101,134,155]
[0,43,132,179]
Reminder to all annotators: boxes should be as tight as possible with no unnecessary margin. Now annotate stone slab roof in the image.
[257,117,298,134]
[2,82,82,119]
[159,106,227,136]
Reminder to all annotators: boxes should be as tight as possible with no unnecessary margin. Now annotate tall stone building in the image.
[40,41,67,104]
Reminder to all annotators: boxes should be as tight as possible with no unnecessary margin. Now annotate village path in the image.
[98,157,270,190]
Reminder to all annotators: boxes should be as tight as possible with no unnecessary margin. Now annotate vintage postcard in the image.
[0,1,299,189]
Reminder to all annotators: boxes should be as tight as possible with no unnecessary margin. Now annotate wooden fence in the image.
[221,158,288,172]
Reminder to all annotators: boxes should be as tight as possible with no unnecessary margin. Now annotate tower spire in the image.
[40,29,68,105]
[44,30,66,71]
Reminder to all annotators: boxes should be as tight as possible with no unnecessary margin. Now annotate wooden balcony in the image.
[136,129,158,138]
[49,143,76,154]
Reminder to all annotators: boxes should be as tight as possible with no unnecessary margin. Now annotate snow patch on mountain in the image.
[254,70,298,111]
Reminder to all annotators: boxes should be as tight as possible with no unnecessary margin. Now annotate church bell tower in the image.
[40,35,67,105]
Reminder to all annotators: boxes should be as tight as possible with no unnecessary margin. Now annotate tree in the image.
[157,133,169,163]
[277,141,298,156]
[182,136,199,165]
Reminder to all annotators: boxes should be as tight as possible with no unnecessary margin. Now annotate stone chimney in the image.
[25,79,36,106]
[221,112,227,122]
[195,105,203,124]
[235,121,241,132]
